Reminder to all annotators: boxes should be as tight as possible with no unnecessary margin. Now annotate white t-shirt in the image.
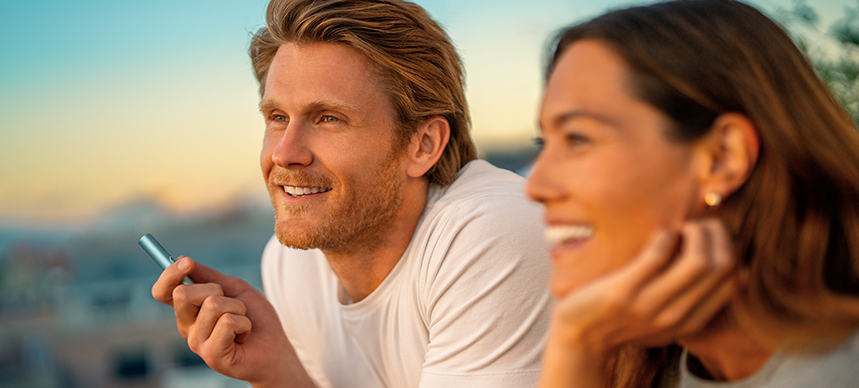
[261,160,552,388]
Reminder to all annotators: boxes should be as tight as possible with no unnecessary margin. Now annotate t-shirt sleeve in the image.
[417,193,552,388]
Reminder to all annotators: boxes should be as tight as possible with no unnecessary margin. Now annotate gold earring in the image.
[704,193,722,207]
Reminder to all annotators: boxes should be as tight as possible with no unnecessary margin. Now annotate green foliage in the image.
[779,0,859,128]
[830,6,859,46]
[792,0,819,25]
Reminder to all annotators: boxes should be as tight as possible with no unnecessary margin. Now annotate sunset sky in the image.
[0,0,853,225]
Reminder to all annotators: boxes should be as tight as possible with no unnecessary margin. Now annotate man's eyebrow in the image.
[304,100,356,114]
[258,99,357,114]
[259,99,279,113]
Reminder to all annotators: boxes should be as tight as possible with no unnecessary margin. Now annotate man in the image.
[152,0,551,387]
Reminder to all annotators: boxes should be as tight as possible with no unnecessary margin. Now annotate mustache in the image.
[268,168,334,188]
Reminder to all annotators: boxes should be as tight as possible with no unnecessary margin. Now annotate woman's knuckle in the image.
[654,311,682,330]
[685,256,710,276]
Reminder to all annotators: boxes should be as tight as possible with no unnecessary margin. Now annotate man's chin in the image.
[275,222,318,250]
[273,219,343,251]
[274,230,321,250]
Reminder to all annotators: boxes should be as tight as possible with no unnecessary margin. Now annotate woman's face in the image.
[527,40,704,298]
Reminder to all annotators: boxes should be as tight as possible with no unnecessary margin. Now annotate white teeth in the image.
[282,186,331,197]
[545,225,594,245]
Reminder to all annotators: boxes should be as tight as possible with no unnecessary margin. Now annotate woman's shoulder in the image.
[675,330,859,388]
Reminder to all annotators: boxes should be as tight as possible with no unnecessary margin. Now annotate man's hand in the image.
[151,256,316,388]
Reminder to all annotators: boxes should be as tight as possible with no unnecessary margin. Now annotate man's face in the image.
[259,42,407,253]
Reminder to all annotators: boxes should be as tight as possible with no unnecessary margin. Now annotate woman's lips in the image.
[544,224,594,245]
[545,224,594,258]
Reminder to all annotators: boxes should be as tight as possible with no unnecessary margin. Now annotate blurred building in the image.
[0,196,273,388]
[0,155,535,388]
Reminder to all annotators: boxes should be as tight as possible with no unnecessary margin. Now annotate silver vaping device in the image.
[138,233,194,285]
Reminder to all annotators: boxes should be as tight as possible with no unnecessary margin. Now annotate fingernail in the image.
[177,257,190,271]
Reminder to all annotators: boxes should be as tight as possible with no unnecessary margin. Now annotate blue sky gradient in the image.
[0,0,853,224]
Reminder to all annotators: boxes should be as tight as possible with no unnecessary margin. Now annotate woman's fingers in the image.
[556,219,738,351]
[630,223,711,317]
[613,229,681,295]
[551,229,683,351]
[674,278,736,337]
[651,220,736,329]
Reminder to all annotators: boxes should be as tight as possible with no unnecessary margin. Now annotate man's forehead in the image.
[261,42,394,115]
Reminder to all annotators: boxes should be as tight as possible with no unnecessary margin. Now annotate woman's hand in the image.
[538,219,737,388]
[151,257,317,388]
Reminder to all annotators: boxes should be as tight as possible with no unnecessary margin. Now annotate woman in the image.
[527,0,859,387]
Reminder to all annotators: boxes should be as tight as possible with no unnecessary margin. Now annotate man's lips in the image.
[282,185,333,198]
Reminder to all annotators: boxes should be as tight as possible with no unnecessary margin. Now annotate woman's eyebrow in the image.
[542,109,617,130]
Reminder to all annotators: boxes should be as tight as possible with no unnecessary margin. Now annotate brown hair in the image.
[250,0,476,186]
[547,0,859,386]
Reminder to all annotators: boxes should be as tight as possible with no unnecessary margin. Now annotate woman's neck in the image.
[677,310,776,382]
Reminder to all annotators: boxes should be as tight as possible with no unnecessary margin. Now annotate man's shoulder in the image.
[417,159,543,246]
[430,159,531,209]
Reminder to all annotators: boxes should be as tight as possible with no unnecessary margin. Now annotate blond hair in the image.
[250,0,476,186]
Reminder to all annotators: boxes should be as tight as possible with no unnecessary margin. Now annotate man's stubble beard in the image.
[271,148,406,254]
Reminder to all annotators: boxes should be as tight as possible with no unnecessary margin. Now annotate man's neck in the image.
[322,179,429,303]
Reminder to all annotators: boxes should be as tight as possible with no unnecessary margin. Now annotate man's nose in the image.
[272,123,313,168]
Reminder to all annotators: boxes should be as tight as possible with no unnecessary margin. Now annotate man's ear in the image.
[405,116,450,178]
[693,113,760,204]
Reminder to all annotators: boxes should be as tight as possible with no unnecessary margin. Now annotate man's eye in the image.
[322,115,338,123]
[274,115,287,122]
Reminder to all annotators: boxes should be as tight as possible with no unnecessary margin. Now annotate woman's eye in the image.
[564,132,588,146]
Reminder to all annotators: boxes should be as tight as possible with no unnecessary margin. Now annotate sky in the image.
[0,0,854,225]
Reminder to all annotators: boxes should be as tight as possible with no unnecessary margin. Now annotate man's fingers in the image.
[185,260,245,288]
[188,296,249,349]
[173,282,226,327]
[214,313,253,348]
[199,313,253,366]
[151,256,196,306]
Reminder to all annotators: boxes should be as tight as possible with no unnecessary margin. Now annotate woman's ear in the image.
[693,113,760,204]
[405,116,450,178]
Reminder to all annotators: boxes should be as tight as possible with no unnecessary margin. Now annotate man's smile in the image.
[282,185,333,198]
